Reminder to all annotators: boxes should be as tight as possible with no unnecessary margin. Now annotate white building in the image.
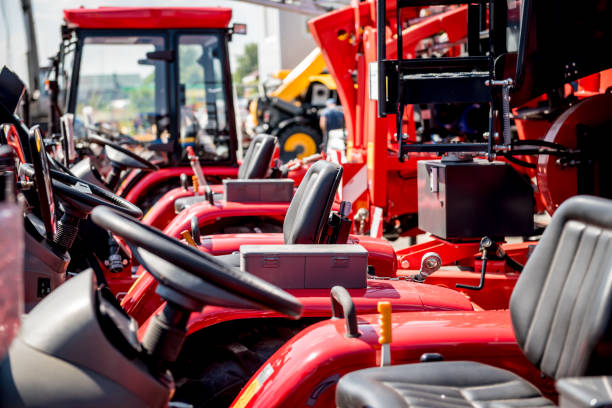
[257,8,316,81]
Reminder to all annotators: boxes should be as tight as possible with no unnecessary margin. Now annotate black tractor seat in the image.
[175,134,277,212]
[337,361,555,408]
[216,159,343,267]
[336,195,612,408]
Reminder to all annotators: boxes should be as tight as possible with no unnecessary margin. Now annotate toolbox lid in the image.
[240,244,368,256]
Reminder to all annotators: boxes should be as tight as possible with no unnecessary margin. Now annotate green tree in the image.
[233,43,258,97]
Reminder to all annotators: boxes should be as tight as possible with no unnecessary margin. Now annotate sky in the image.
[31,0,266,68]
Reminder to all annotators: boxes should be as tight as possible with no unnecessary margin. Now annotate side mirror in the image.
[145,50,174,62]
[231,23,247,35]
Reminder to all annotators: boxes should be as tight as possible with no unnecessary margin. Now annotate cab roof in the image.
[63,7,233,30]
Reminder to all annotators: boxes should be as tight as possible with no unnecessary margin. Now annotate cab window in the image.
[74,35,169,141]
[178,34,230,161]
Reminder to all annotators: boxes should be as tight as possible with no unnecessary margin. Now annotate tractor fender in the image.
[134,278,475,339]
[123,166,239,204]
[229,311,554,408]
[163,201,290,239]
[142,184,225,230]
[123,231,404,325]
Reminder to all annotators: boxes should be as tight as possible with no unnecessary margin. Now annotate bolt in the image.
[481,236,493,248]
[425,258,438,269]
[401,259,410,269]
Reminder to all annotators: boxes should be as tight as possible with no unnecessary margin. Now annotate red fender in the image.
[163,202,290,239]
[142,163,312,229]
[142,184,224,229]
[120,166,239,204]
[136,282,476,340]
[123,232,400,324]
[231,311,555,408]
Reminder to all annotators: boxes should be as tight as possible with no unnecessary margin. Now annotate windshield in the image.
[178,34,231,162]
[74,35,169,142]
[58,40,76,113]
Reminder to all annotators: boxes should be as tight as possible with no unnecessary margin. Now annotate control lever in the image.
[411,252,441,282]
[180,173,188,191]
[204,185,214,205]
[457,236,492,290]
[180,230,198,248]
[378,301,392,366]
[330,286,359,338]
[185,145,207,188]
[190,216,201,245]
[192,175,199,197]
[105,232,124,273]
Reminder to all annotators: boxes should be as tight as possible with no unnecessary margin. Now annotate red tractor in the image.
[1,0,611,406]
[230,0,612,405]
[48,7,246,210]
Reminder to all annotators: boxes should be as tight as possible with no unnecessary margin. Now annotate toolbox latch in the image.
[332,256,349,267]
[262,256,280,268]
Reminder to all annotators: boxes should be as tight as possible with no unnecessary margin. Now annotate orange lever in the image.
[378,301,392,344]
[180,230,198,248]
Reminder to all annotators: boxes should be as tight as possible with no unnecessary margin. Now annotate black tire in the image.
[277,124,321,163]
[171,318,321,408]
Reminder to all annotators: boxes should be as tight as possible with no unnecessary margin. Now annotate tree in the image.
[233,43,258,97]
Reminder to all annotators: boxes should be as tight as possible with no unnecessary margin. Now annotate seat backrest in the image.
[510,196,612,379]
[283,160,342,244]
[238,134,277,179]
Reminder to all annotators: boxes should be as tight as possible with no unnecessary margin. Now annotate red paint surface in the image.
[142,161,310,230]
[64,7,232,29]
[123,166,238,204]
[124,232,402,325]
[135,281,475,339]
[231,311,555,407]
[308,5,462,221]
[163,202,290,239]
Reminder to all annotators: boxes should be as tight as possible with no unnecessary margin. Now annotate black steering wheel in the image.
[86,124,143,146]
[22,161,143,219]
[87,134,158,171]
[50,169,143,218]
[90,206,302,318]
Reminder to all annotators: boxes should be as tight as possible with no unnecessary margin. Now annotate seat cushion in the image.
[336,361,555,408]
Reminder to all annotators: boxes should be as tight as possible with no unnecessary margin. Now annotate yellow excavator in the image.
[248,48,337,162]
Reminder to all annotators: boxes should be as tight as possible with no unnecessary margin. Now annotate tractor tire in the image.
[170,318,321,408]
[277,124,321,163]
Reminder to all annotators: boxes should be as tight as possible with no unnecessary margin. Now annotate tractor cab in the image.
[55,7,240,167]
